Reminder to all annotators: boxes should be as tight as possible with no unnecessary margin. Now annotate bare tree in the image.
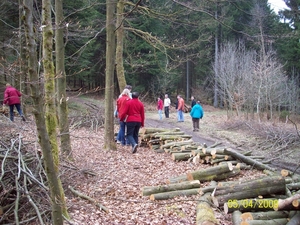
[55,0,72,160]
[23,0,66,224]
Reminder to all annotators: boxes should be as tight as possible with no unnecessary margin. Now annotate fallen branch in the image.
[68,186,109,212]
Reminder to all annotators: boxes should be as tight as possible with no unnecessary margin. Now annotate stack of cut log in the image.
[140,127,300,225]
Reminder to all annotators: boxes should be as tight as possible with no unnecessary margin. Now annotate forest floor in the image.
[2,94,300,225]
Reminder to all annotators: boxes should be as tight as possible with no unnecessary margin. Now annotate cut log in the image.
[275,192,300,211]
[232,210,242,225]
[213,176,286,207]
[196,192,218,225]
[187,163,234,181]
[223,148,276,171]
[159,134,192,140]
[141,127,180,135]
[240,218,288,225]
[287,182,300,191]
[241,211,289,220]
[171,152,192,161]
[167,174,189,184]
[153,131,185,137]
[160,139,193,149]
[281,169,292,177]
[149,188,200,200]
[142,180,200,196]
[224,198,279,214]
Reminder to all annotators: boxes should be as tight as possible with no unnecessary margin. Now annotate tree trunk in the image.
[149,188,200,200]
[104,0,117,150]
[116,0,127,93]
[55,0,72,160]
[142,180,200,196]
[23,0,64,224]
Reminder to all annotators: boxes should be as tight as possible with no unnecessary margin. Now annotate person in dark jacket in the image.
[119,92,145,153]
[3,83,26,122]
[190,101,204,131]
[191,96,196,108]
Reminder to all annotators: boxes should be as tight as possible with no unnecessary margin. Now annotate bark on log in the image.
[167,175,189,184]
[142,180,200,196]
[141,127,180,135]
[213,176,286,207]
[232,210,242,225]
[196,192,218,225]
[172,152,192,161]
[160,139,193,149]
[224,198,279,214]
[275,193,300,211]
[287,182,300,191]
[187,163,234,181]
[240,218,288,225]
[240,211,289,220]
[149,188,200,200]
[159,134,192,141]
[223,149,276,171]
[287,211,300,225]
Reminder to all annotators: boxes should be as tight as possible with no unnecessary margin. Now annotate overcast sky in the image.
[268,0,288,13]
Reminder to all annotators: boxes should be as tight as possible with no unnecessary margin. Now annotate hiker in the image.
[177,95,185,122]
[190,100,204,131]
[3,83,26,122]
[119,92,145,154]
[191,96,196,108]
[164,94,171,118]
[116,88,131,145]
[157,96,163,120]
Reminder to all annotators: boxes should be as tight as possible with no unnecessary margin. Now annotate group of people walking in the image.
[157,94,204,132]
[115,85,145,154]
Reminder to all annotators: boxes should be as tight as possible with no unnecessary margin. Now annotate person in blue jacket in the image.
[190,100,204,132]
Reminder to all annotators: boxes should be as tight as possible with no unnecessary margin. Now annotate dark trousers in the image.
[126,121,141,147]
[9,104,23,121]
[164,106,169,118]
[192,118,200,130]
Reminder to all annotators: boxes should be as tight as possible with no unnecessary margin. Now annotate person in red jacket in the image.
[3,83,26,122]
[157,97,163,120]
[119,92,145,154]
[116,88,131,145]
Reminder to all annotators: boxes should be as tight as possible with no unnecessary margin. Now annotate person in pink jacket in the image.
[119,92,145,154]
[3,83,26,122]
[157,97,163,120]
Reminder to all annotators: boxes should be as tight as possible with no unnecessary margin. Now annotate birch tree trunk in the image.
[104,0,117,150]
[23,0,65,224]
[55,0,72,160]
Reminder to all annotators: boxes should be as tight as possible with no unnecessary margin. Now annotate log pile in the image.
[140,127,300,225]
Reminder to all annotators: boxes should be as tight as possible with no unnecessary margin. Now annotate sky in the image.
[268,0,288,13]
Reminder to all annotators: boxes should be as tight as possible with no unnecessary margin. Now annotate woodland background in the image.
[1,0,300,224]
